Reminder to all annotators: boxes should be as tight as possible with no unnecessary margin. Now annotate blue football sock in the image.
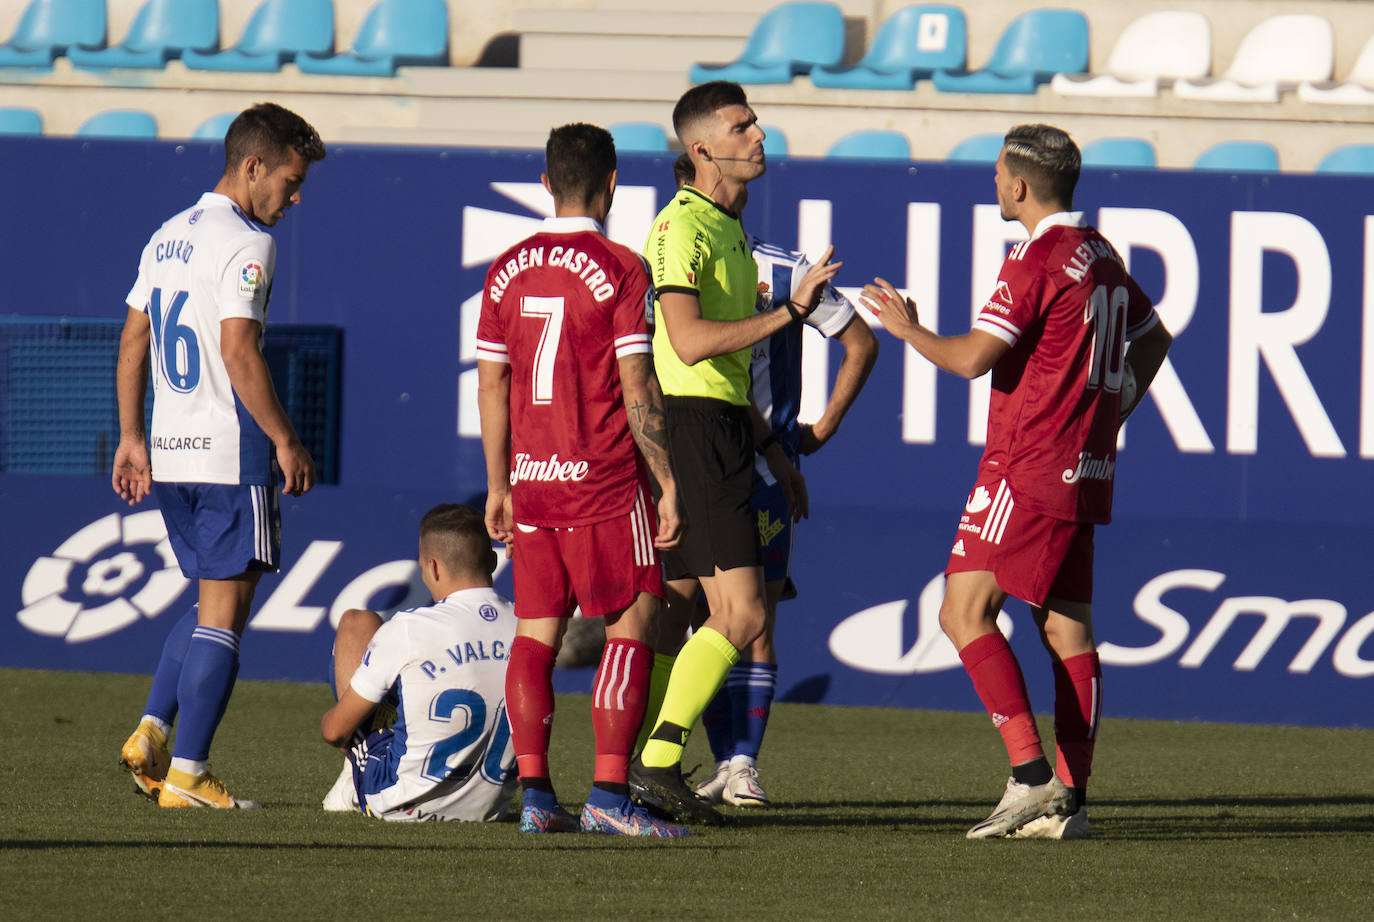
[171,626,241,762]
[701,681,734,765]
[585,785,626,811]
[730,662,778,761]
[142,605,198,726]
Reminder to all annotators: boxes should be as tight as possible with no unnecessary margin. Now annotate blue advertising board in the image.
[1,137,1370,726]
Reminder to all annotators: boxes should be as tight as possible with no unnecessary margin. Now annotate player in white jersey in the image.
[321,505,519,822]
[114,103,327,809]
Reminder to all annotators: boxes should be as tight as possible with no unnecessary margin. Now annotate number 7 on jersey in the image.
[519,295,565,405]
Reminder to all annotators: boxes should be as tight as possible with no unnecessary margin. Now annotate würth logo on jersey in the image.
[510,452,590,485]
[1061,452,1116,484]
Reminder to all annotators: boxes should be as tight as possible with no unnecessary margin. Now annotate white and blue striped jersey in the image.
[125,192,276,485]
[349,587,518,822]
[749,237,856,481]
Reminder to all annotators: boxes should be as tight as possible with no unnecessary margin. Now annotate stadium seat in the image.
[1192,141,1279,173]
[826,130,910,160]
[1314,145,1374,175]
[689,1,844,85]
[0,0,106,67]
[761,124,788,157]
[1052,10,1211,98]
[0,107,42,134]
[1081,137,1157,169]
[932,9,1088,94]
[1174,15,1332,103]
[68,0,217,69]
[191,112,236,141]
[182,0,333,72]
[77,109,158,139]
[811,4,966,90]
[1299,32,1374,105]
[296,0,447,76]
[609,122,669,153]
[946,133,1003,163]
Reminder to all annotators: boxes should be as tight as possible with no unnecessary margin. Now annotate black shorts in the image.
[658,396,761,580]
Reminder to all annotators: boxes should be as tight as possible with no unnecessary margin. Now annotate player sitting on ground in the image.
[320,504,519,822]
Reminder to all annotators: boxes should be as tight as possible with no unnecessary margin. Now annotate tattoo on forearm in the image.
[629,400,647,424]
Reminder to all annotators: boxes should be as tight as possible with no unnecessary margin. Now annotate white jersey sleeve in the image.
[793,265,855,338]
[125,239,155,313]
[349,619,409,703]
[217,233,276,324]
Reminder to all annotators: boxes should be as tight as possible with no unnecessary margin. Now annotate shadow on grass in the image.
[0,838,742,852]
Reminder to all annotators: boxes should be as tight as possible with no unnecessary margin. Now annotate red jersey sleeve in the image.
[612,255,653,360]
[475,264,509,364]
[972,248,1050,347]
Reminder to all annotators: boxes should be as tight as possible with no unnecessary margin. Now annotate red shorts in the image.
[945,475,1094,606]
[512,483,664,619]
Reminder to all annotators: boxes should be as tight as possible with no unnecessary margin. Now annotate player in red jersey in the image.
[861,124,1173,840]
[477,123,687,837]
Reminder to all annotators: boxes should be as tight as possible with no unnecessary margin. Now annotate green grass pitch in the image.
[3,666,1372,920]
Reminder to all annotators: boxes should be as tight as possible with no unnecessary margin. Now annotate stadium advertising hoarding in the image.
[1,140,1370,727]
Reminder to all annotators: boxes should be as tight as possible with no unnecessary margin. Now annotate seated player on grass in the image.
[320,504,519,822]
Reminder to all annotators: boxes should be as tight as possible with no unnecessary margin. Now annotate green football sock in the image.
[633,652,677,757]
[640,627,739,768]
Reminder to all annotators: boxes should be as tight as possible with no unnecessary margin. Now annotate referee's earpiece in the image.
[698,145,712,161]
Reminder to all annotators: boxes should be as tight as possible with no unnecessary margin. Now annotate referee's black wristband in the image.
[756,433,780,455]
[783,299,806,322]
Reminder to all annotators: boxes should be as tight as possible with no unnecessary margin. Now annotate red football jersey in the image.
[476,217,655,528]
[973,213,1159,524]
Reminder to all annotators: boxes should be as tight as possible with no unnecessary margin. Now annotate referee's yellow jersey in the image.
[643,185,758,406]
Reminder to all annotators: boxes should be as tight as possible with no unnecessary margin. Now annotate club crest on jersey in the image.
[993,280,1014,305]
[188,209,203,225]
[479,604,499,622]
[238,259,264,297]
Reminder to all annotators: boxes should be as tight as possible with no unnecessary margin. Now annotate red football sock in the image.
[959,631,1044,766]
[1053,651,1102,791]
[592,638,651,786]
[506,635,558,781]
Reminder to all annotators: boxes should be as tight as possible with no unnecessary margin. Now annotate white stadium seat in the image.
[1052,10,1211,98]
[1298,32,1374,106]
[1174,14,1332,103]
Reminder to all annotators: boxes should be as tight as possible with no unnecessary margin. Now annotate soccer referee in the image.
[630,81,839,824]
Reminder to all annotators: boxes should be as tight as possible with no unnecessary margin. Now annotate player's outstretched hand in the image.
[277,439,317,496]
[858,277,921,341]
[790,246,843,316]
[485,489,514,557]
[654,487,683,549]
[111,438,152,506]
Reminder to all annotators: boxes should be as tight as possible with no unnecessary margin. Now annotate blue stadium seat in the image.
[1081,137,1156,170]
[827,130,910,160]
[1192,141,1279,173]
[191,112,237,142]
[183,0,333,72]
[0,107,42,134]
[77,109,158,138]
[812,4,966,89]
[0,0,106,67]
[1314,144,1374,175]
[69,0,218,69]
[946,133,1004,163]
[610,122,669,153]
[296,0,447,75]
[932,9,1088,94]
[690,2,844,85]
[761,124,788,157]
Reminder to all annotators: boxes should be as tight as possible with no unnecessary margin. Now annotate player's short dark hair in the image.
[419,503,497,580]
[672,152,694,189]
[223,103,326,176]
[1002,123,1080,208]
[672,81,749,142]
[545,123,617,206]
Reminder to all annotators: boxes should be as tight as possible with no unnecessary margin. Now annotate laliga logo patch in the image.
[18,511,189,643]
[238,259,264,297]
